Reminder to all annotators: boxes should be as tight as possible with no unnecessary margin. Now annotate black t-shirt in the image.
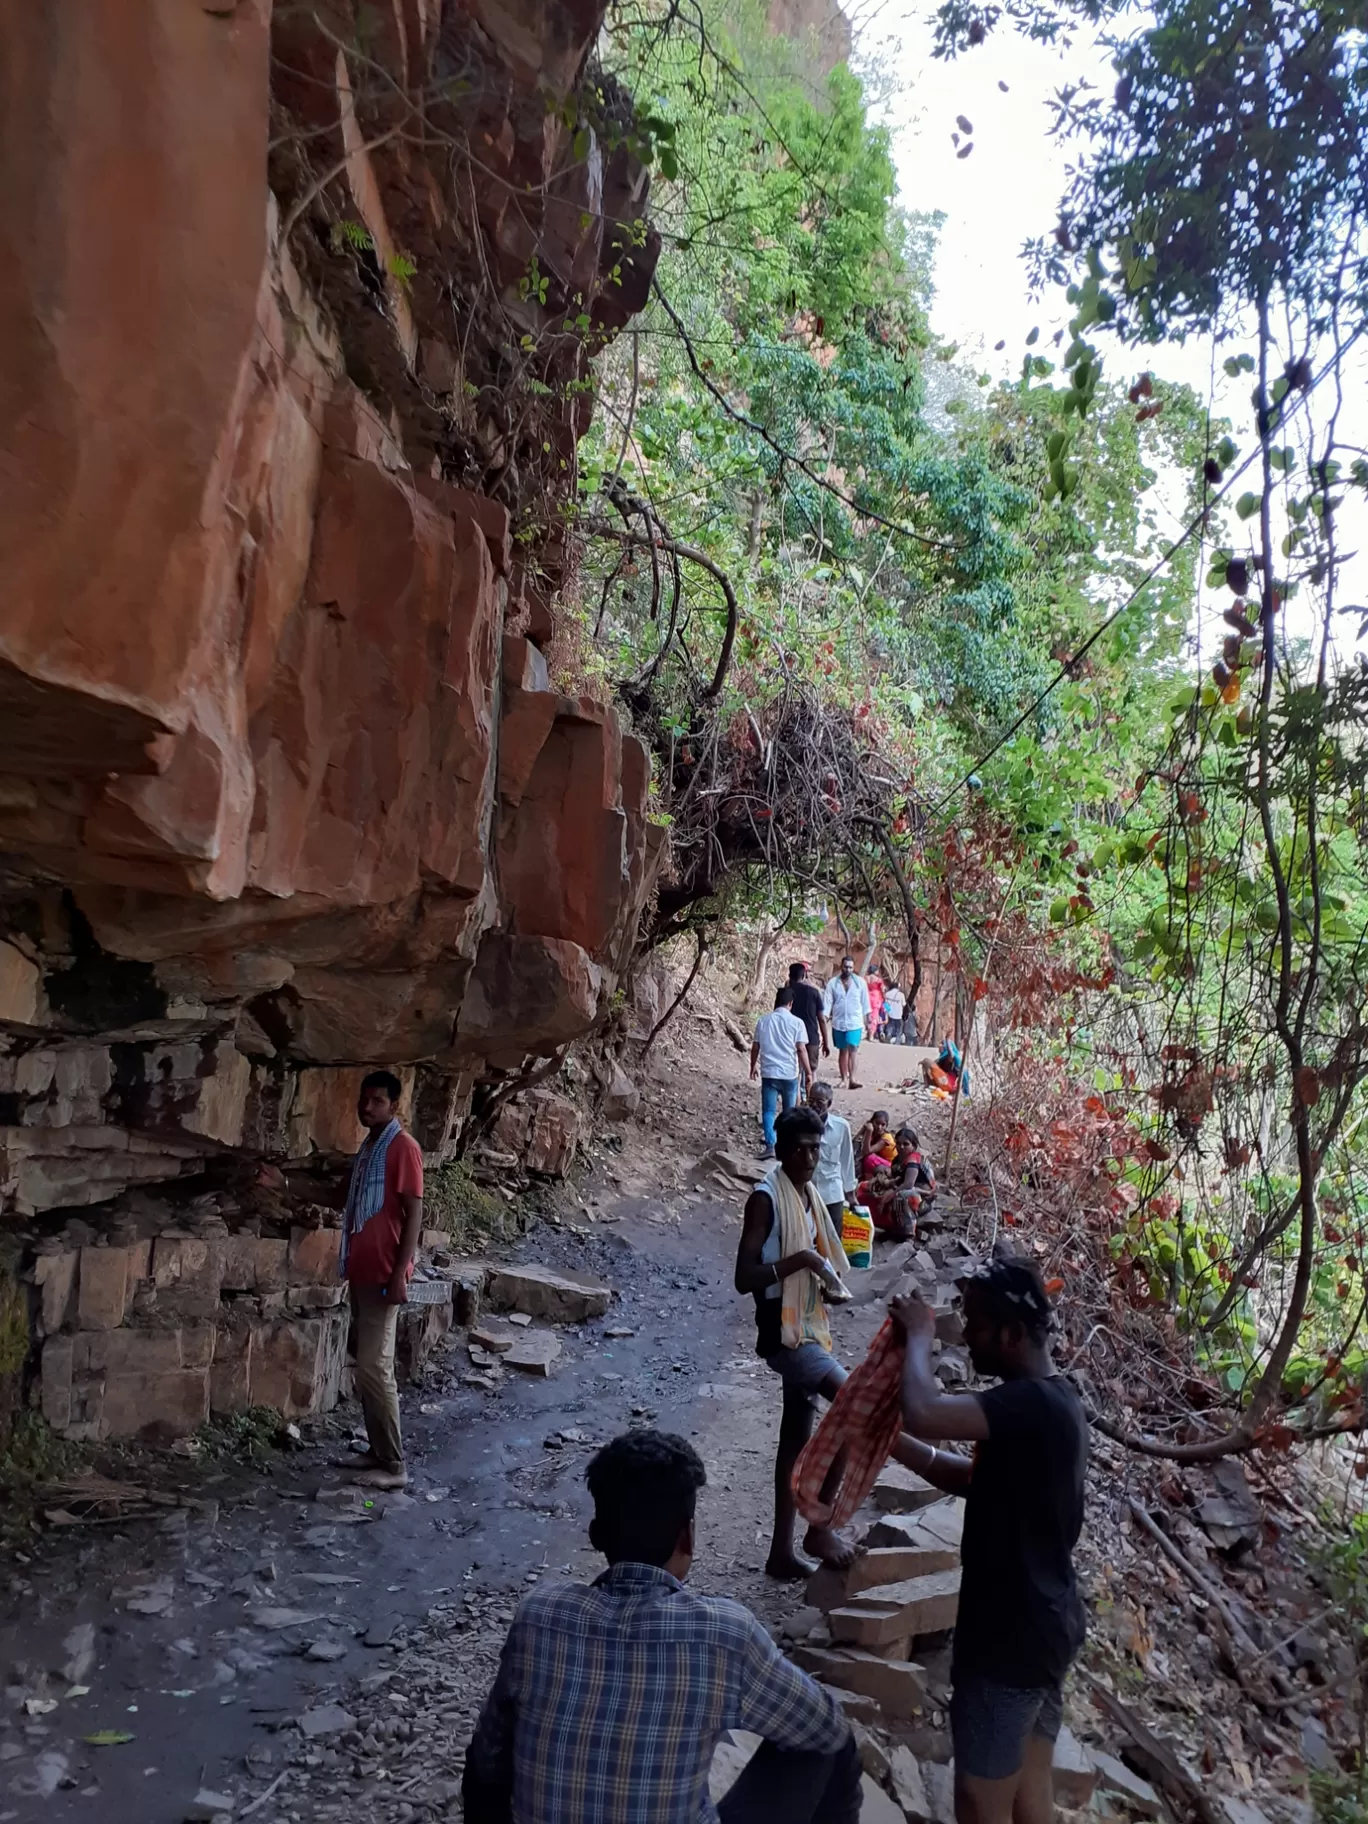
[953,1375,1087,1687]
[788,981,824,1044]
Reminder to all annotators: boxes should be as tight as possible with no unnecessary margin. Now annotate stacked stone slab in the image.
[34,1218,354,1440]
[797,1487,966,1689]
[792,1483,1101,1817]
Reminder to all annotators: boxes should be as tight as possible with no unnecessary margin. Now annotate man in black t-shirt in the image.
[787,961,829,1078]
[889,1260,1086,1824]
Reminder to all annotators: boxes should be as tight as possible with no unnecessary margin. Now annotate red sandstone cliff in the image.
[0,1,661,1436]
[768,0,853,71]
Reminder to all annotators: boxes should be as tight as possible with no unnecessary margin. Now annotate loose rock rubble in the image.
[0,1025,1351,1824]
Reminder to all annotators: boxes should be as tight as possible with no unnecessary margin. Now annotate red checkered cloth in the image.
[791,1317,906,1527]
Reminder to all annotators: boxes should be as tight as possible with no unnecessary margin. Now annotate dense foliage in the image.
[580,2,1212,933]
[561,0,1368,1490]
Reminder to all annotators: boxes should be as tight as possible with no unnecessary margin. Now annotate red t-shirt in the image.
[344,1131,424,1288]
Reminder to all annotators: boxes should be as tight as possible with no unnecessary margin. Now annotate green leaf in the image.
[1235,492,1260,520]
[85,1731,135,1747]
[1026,326,1040,346]
[1049,897,1069,923]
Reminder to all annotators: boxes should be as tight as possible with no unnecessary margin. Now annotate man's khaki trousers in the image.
[352,1289,403,1470]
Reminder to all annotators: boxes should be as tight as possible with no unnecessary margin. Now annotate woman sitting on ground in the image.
[856,1109,894,1166]
[857,1163,911,1241]
[895,1127,937,1207]
[921,1038,969,1097]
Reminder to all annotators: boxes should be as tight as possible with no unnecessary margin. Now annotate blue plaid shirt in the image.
[464,1561,849,1823]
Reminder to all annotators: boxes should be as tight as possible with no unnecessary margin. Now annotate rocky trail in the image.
[0,1023,1352,1824]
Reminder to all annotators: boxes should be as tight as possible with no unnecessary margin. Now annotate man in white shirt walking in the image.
[750,987,813,1159]
[883,982,907,1044]
[822,957,872,1090]
[807,1082,857,1227]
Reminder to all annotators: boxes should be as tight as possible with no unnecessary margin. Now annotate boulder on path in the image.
[486,1263,612,1324]
[505,1331,562,1375]
[692,1149,767,1187]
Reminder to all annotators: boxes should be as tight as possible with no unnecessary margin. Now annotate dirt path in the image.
[0,1029,948,1824]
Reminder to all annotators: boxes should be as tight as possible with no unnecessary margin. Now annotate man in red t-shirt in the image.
[338,1070,424,1489]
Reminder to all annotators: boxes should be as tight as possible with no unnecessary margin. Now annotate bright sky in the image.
[849,3,1368,658]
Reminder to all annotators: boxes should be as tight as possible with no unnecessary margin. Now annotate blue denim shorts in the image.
[950,1675,1064,1781]
[764,1341,843,1398]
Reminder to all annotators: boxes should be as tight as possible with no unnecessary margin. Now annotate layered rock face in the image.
[0,0,661,1434]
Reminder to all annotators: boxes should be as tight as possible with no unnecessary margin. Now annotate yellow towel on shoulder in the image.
[767,1166,849,1351]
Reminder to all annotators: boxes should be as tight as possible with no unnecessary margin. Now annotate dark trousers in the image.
[718,1736,861,1824]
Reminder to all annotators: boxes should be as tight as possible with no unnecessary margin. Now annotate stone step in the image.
[867,1497,964,1551]
[789,1645,927,1720]
[807,1541,960,1612]
[869,1462,944,1514]
[828,1567,961,1648]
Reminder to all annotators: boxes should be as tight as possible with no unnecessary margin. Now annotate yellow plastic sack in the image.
[840,1204,874,1270]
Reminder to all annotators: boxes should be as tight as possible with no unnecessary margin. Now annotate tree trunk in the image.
[744,922,782,1009]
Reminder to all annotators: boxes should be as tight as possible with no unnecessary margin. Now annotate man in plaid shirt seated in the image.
[463,1429,860,1824]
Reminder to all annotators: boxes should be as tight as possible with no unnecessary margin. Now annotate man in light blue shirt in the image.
[822,957,871,1091]
[807,1081,857,1225]
[750,987,813,1158]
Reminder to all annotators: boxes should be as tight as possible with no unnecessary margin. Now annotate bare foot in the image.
[849,1080,864,1090]
[765,1547,821,1581]
[350,1466,409,1491]
[804,1525,857,1569]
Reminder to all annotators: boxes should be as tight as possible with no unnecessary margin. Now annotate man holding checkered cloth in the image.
[890,1258,1087,1824]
